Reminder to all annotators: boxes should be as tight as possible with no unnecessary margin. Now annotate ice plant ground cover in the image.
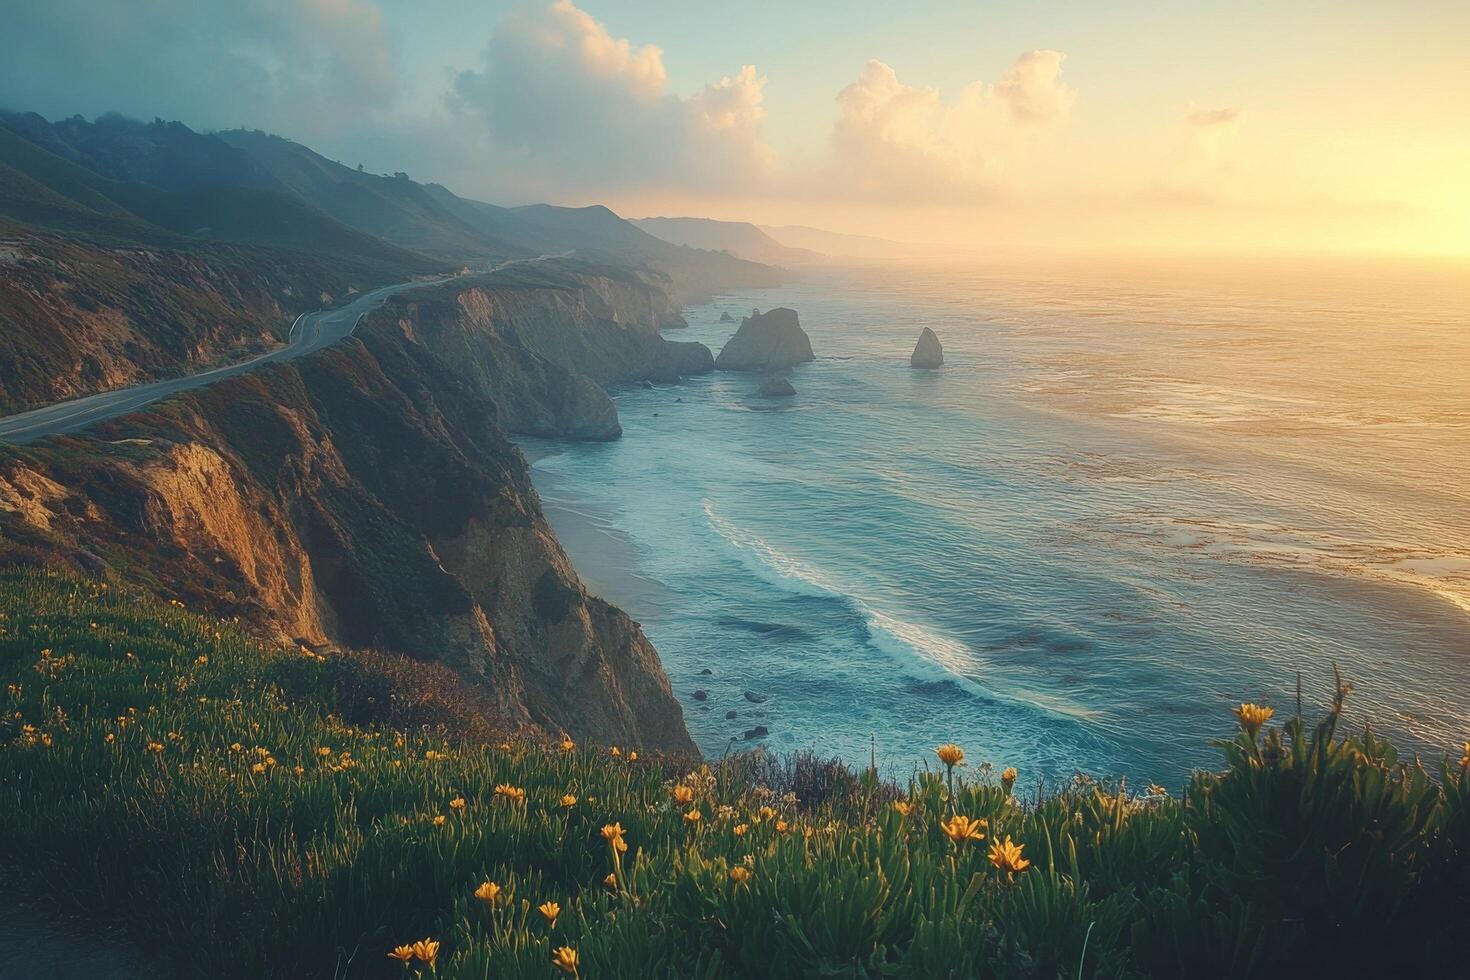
[0,571,1467,978]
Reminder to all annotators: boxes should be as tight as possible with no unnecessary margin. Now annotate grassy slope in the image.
[0,571,1465,978]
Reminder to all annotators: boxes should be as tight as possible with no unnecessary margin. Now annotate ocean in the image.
[521,254,1469,788]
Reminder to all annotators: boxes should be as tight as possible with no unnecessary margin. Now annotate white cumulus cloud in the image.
[825,51,1075,203]
[449,0,773,195]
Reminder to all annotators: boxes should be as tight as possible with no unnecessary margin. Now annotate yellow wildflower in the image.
[1233,703,1275,735]
[318,747,332,757]
[603,873,617,889]
[551,945,579,976]
[387,945,414,964]
[449,796,466,811]
[251,762,266,775]
[732,823,749,837]
[494,783,526,802]
[892,800,913,817]
[560,794,578,808]
[146,741,165,754]
[758,806,777,821]
[629,750,638,761]
[560,737,575,753]
[432,815,447,827]
[936,743,965,767]
[538,900,560,926]
[609,746,621,757]
[671,785,695,805]
[410,939,439,966]
[729,865,752,884]
[774,819,789,834]
[104,732,115,744]
[1458,742,1469,770]
[601,823,629,853]
[1001,767,1017,789]
[683,809,703,824]
[230,743,243,752]
[988,835,1031,874]
[474,880,501,904]
[940,814,988,844]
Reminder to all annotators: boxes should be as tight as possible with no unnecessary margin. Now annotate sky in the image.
[3,0,1468,257]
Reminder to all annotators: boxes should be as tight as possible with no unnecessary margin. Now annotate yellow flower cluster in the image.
[387,938,439,966]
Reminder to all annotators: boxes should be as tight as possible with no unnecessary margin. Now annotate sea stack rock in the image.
[759,376,796,397]
[715,308,815,371]
[719,311,735,322]
[910,327,944,368]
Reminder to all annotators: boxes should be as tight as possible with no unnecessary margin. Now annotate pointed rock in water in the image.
[719,311,735,322]
[910,327,944,369]
[759,376,796,397]
[743,690,768,704]
[693,689,708,701]
[911,327,944,368]
[715,308,815,371]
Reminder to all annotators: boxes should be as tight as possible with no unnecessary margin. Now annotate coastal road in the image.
[0,278,438,445]
[0,254,561,446]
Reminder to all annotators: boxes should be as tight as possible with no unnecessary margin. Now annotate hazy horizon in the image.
[4,0,1467,259]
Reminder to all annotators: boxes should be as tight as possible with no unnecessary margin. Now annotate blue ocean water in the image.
[523,255,1470,787]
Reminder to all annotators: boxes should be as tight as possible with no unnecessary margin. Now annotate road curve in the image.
[0,274,456,446]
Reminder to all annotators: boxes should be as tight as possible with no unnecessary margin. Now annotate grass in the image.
[0,569,1466,978]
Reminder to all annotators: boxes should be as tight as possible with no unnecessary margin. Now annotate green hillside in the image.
[1,571,1465,978]
[0,125,443,275]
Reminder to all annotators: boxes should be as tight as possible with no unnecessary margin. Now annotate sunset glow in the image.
[5,0,1467,256]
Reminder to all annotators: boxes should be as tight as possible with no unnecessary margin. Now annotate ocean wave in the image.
[700,499,1101,723]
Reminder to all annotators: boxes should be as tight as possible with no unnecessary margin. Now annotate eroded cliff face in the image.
[0,269,698,754]
[379,262,713,441]
[0,228,408,413]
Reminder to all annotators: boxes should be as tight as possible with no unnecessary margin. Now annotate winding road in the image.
[0,277,443,446]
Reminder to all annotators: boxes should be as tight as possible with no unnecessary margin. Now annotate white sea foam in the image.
[701,499,1102,722]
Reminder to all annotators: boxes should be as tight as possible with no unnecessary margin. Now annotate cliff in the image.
[373,260,713,441]
[0,268,699,754]
[0,226,418,413]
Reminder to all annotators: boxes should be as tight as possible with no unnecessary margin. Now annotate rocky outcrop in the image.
[0,275,698,755]
[910,327,944,368]
[758,376,796,397]
[714,308,814,371]
[719,312,735,322]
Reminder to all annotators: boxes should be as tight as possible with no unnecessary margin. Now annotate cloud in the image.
[0,0,399,135]
[1184,103,1243,171]
[448,0,773,195]
[1186,105,1242,129]
[825,52,1074,203]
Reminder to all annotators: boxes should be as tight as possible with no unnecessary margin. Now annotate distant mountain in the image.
[759,224,919,260]
[216,130,526,262]
[632,216,825,266]
[0,109,782,300]
[0,116,444,275]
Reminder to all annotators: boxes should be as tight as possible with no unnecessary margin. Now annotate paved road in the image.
[0,277,442,446]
